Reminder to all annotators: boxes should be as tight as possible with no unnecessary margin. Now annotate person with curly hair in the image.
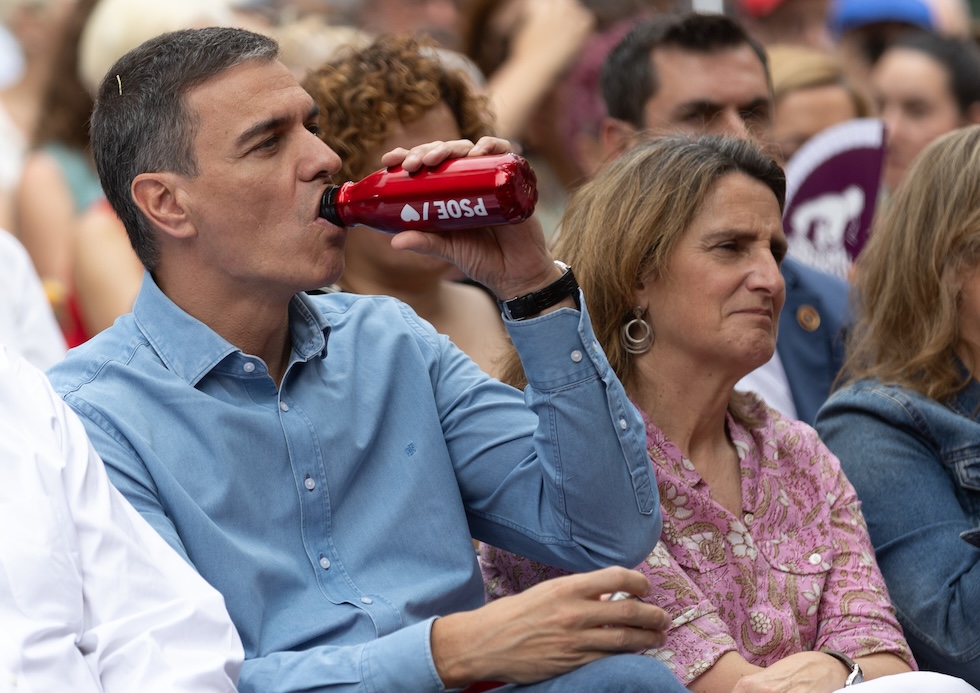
[302,34,509,376]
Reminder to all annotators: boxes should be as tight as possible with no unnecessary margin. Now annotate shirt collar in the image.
[132,272,330,386]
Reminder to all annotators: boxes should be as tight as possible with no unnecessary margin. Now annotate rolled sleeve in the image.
[495,296,659,568]
[505,299,606,390]
[361,618,445,693]
[239,620,445,693]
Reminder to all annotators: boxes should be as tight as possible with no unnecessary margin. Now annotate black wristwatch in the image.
[500,261,579,320]
[822,650,864,686]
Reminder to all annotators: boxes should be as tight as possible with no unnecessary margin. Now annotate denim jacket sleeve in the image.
[816,383,980,682]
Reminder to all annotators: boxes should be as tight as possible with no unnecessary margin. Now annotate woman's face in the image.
[774,83,860,164]
[872,47,964,192]
[638,173,787,378]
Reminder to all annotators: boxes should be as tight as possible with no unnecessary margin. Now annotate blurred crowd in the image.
[2,0,979,360]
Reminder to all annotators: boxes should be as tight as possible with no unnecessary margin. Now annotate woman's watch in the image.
[500,261,579,320]
[822,649,864,686]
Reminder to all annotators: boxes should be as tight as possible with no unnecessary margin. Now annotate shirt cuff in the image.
[505,290,609,391]
[360,617,446,693]
[642,603,737,685]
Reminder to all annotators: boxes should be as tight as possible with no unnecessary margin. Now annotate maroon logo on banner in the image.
[782,119,886,280]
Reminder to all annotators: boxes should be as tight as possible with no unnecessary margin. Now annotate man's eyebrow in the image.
[675,99,721,114]
[740,97,771,113]
[234,104,320,149]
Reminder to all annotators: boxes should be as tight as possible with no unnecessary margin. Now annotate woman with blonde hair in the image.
[482,134,925,691]
[767,44,871,164]
[816,125,980,686]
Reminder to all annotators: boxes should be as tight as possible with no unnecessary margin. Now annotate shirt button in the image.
[319,557,331,570]
[570,349,583,363]
[360,597,373,605]
[279,401,289,412]
[808,552,822,565]
[619,418,628,430]
[744,513,754,525]
[243,362,256,373]
[592,341,599,352]
[304,477,316,491]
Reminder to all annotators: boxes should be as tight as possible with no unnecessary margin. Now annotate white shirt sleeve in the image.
[0,229,67,369]
[0,345,243,692]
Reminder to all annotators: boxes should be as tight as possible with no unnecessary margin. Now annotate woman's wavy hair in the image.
[302,34,493,183]
[768,44,871,118]
[841,125,980,401]
[497,134,785,420]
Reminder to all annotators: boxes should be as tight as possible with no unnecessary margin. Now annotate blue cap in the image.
[831,0,935,34]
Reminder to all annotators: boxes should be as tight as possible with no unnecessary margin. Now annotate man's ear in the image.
[131,172,196,240]
[600,117,639,161]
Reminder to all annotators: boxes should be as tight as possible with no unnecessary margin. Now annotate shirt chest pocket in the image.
[662,519,834,579]
[757,524,834,576]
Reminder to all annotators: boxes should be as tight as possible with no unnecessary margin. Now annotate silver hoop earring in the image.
[620,307,653,355]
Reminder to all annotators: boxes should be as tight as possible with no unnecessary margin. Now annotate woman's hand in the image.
[691,650,860,693]
[730,651,847,693]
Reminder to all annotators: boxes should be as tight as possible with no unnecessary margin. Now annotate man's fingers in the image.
[380,137,514,170]
[587,623,669,652]
[525,568,672,633]
[603,595,671,629]
[467,136,514,157]
[549,565,652,601]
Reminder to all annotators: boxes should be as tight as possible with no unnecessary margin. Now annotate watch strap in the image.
[821,649,864,686]
[501,261,579,320]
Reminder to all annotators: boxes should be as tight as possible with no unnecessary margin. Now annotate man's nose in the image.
[715,109,752,140]
[304,131,342,181]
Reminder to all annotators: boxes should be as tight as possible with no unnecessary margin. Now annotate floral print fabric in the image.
[480,394,915,684]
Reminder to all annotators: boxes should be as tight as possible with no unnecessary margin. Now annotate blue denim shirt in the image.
[47,274,660,693]
[816,377,980,685]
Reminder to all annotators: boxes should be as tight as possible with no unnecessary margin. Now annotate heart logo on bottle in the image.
[400,204,422,223]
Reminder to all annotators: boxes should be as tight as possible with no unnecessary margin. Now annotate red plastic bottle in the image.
[319,153,538,233]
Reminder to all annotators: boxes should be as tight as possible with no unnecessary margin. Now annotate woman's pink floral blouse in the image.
[480,395,915,685]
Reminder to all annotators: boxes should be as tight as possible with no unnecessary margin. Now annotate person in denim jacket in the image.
[817,125,980,687]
